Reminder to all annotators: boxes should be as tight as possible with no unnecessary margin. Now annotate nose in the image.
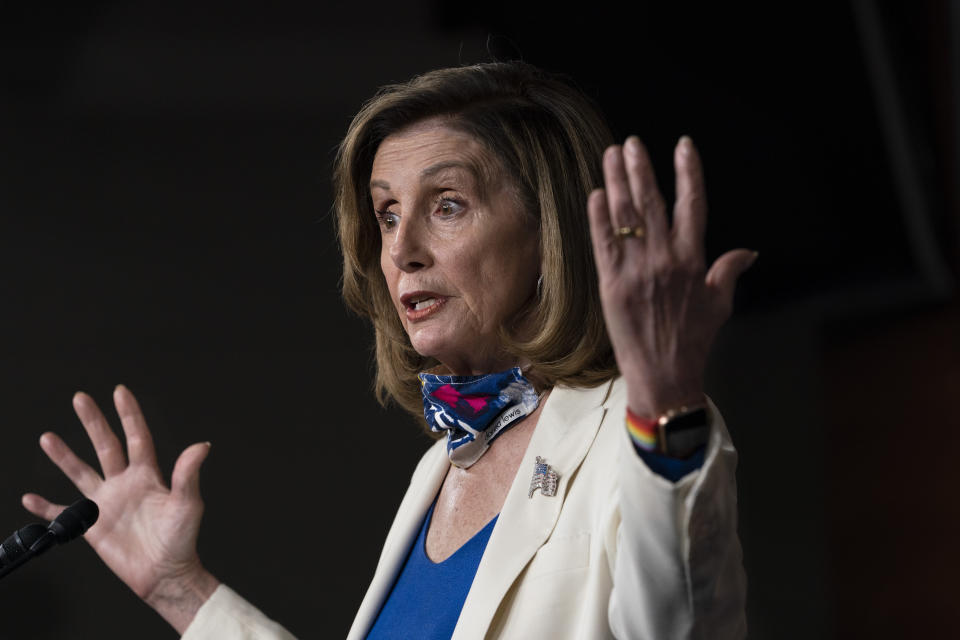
[388,214,432,272]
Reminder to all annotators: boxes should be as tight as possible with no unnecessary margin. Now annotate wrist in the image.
[625,402,710,459]
[621,371,704,419]
[626,388,706,419]
[145,565,220,634]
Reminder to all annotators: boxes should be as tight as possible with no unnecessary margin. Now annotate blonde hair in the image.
[334,62,618,426]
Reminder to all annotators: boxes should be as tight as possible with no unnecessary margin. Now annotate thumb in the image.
[171,442,212,501]
[22,493,66,522]
[706,249,758,314]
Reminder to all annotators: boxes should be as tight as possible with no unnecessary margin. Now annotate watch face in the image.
[661,408,710,457]
[664,408,709,432]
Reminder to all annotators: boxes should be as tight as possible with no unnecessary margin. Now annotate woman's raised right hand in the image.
[22,384,218,634]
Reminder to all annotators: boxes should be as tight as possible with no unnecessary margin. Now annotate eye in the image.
[375,209,399,230]
[436,197,465,217]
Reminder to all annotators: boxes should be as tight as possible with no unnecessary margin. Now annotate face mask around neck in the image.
[418,366,540,468]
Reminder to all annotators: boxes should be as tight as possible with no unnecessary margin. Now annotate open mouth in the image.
[409,296,439,311]
[401,291,448,319]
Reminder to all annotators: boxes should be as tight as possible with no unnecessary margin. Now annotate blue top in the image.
[365,442,703,637]
[637,446,706,482]
[366,501,498,639]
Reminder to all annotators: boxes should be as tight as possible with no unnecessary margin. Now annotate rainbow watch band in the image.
[625,408,658,452]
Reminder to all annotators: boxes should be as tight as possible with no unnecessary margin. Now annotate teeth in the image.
[413,297,437,310]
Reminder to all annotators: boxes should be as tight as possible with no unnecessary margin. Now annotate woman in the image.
[22,62,753,638]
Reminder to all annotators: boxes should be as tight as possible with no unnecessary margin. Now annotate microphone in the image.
[0,524,48,574]
[0,498,99,580]
[47,498,99,545]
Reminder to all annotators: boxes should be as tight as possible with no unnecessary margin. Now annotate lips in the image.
[411,296,438,310]
[400,290,449,322]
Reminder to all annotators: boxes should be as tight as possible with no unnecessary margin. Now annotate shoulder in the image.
[545,376,625,416]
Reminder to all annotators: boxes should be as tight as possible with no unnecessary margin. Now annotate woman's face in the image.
[370,119,540,375]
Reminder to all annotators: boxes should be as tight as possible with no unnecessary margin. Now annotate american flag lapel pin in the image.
[528,456,559,498]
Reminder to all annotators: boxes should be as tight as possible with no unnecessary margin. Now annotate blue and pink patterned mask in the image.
[419,367,540,468]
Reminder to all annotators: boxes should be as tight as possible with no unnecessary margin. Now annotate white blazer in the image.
[182,378,746,639]
[349,377,746,639]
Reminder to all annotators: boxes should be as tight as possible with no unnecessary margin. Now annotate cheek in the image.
[379,247,401,304]
[464,257,524,322]
[494,243,539,310]
[379,250,389,280]
[379,240,393,279]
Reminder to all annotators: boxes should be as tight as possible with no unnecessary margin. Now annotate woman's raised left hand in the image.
[586,136,756,419]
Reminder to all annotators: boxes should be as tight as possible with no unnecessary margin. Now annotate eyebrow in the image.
[420,161,477,181]
[369,161,479,192]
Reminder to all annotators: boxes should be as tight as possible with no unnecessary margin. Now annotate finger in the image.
[602,145,643,231]
[706,249,758,317]
[623,136,668,243]
[672,136,707,268]
[587,188,619,272]
[22,493,66,522]
[171,442,212,501]
[39,431,103,495]
[114,385,160,472]
[73,391,126,477]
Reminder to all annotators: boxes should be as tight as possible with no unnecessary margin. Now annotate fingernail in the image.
[626,136,640,155]
[204,441,212,448]
[678,135,693,155]
[749,251,759,266]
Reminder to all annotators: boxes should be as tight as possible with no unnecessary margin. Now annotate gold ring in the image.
[615,225,646,239]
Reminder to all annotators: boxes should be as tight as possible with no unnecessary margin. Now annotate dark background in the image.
[1,1,958,638]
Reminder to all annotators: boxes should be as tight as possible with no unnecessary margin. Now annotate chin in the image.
[407,331,477,370]
[407,329,453,359]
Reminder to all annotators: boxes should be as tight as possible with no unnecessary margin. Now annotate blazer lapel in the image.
[347,439,450,640]
[452,380,614,639]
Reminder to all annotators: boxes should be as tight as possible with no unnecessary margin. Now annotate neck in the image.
[432,353,531,378]
[451,387,550,475]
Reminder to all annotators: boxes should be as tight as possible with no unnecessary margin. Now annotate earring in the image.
[536,274,544,299]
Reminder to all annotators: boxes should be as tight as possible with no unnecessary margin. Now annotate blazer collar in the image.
[452,378,615,639]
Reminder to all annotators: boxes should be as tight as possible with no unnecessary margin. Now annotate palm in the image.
[22,386,210,601]
[84,469,199,598]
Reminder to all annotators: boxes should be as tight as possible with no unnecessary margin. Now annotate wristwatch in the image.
[656,405,711,458]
